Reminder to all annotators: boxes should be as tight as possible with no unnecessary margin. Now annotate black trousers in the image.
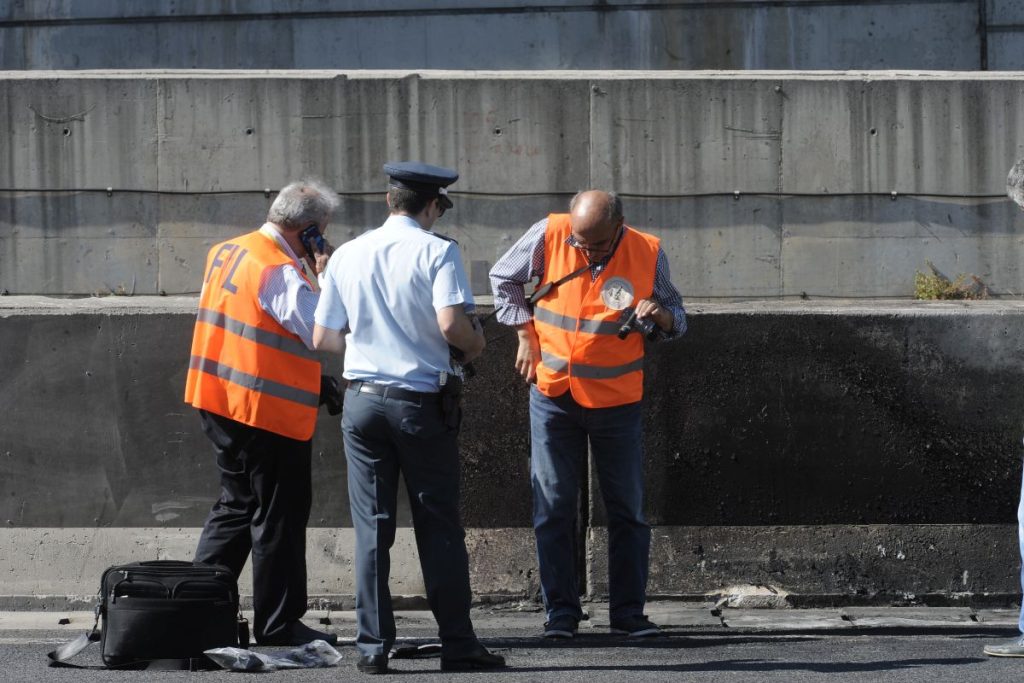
[193,409,312,641]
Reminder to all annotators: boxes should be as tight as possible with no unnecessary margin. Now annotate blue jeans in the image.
[529,385,650,622]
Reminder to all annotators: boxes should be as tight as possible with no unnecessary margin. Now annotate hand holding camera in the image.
[617,298,670,341]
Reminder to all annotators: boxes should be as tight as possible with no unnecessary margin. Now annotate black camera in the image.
[449,345,477,379]
[617,307,658,341]
[319,375,344,416]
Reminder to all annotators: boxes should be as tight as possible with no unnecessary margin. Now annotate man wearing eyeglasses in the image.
[489,190,686,639]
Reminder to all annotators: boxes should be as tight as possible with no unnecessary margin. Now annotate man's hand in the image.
[311,240,335,276]
[515,322,541,383]
[634,298,673,332]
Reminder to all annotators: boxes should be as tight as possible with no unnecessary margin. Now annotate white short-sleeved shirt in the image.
[314,214,475,393]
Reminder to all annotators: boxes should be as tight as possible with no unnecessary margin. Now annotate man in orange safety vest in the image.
[185,178,340,647]
[490,190,687,640]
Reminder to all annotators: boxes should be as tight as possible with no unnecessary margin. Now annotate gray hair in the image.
[1008,160,1024,209]
[267,178,340,230]
[569,191,623,223]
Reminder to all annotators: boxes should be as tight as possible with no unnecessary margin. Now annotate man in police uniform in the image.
[313,162,505,673]
[489,190,686,639]
[185,179,339,646]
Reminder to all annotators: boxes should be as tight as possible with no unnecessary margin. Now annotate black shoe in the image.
[543,615,579,639]
[256,620,338,646]
[440,645,506,671]
[609,614,660,637]
[357,654,389,674]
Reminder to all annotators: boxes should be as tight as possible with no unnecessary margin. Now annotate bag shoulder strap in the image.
[47,630,102,669]
[48,632,210,671]
[528,262,592,307]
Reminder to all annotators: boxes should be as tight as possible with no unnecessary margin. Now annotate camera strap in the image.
[529,227,625,307]
[528,262,592,308]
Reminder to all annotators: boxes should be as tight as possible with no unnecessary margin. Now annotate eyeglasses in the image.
[572,226,622,263]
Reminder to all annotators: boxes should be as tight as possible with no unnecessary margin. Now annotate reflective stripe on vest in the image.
[196,308,318,361]
[532,306,621,336]
[533,213,660,408]
[540,350,645,379]
[189,355,320,407]
[184,229,320,441]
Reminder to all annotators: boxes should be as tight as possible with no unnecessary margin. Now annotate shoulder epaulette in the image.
[422,230,459,245]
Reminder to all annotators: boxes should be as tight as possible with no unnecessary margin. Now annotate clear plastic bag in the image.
[204,639,343,672]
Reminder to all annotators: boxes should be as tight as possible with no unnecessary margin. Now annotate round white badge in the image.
[601,277,635,311]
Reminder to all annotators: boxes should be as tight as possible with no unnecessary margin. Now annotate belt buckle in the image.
[356,381,385,398]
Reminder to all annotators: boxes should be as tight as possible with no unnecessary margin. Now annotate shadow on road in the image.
[432,657,987,675]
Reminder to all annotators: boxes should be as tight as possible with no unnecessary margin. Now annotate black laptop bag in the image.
[49,559,245,670]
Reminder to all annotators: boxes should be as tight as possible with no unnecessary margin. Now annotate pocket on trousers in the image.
[398,403,447,439]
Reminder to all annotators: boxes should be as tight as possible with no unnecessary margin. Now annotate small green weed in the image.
[913,261,988,300]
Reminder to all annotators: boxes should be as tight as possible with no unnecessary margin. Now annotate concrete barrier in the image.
[0,1,1015,71]
[0,297,1019,606]
[3,71,1024,300]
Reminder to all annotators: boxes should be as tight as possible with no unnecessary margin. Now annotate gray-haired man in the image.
[186,179,339,646]
[984,159,1024,658]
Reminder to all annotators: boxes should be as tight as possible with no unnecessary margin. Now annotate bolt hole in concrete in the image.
[245,128,254,135]
[493,127,502,136]
[62,128,70,136]
[870,128,877,135]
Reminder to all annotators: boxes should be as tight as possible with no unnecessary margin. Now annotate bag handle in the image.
[171,578,236,604]
[110,577,171,602]
[135,560,200,568]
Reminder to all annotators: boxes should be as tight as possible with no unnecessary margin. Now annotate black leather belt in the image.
[348,380,440,403]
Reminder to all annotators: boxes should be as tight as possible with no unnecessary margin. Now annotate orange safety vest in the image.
[184,229,321,441]
[533,213,660,408]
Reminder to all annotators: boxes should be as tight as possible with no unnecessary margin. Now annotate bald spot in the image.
[570,190,620,245]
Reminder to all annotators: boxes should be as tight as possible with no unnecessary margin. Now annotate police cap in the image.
[384,161,459,210]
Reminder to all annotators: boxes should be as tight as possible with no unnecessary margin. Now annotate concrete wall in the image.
[0,1,1018,71]
[3,71,1024,300]
[0,298,1020,606]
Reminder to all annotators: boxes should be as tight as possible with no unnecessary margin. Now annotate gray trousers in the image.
[341,386,478,658]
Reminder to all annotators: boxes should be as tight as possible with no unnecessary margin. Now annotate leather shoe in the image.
[256,620,338,646]
[440,645,506,671]
[357,654,389,674]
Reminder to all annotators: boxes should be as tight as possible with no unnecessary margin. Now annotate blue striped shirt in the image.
[256,224,321,350]
[489,217,687,338]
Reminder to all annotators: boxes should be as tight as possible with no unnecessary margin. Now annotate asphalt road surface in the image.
[10,620,1024,682]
